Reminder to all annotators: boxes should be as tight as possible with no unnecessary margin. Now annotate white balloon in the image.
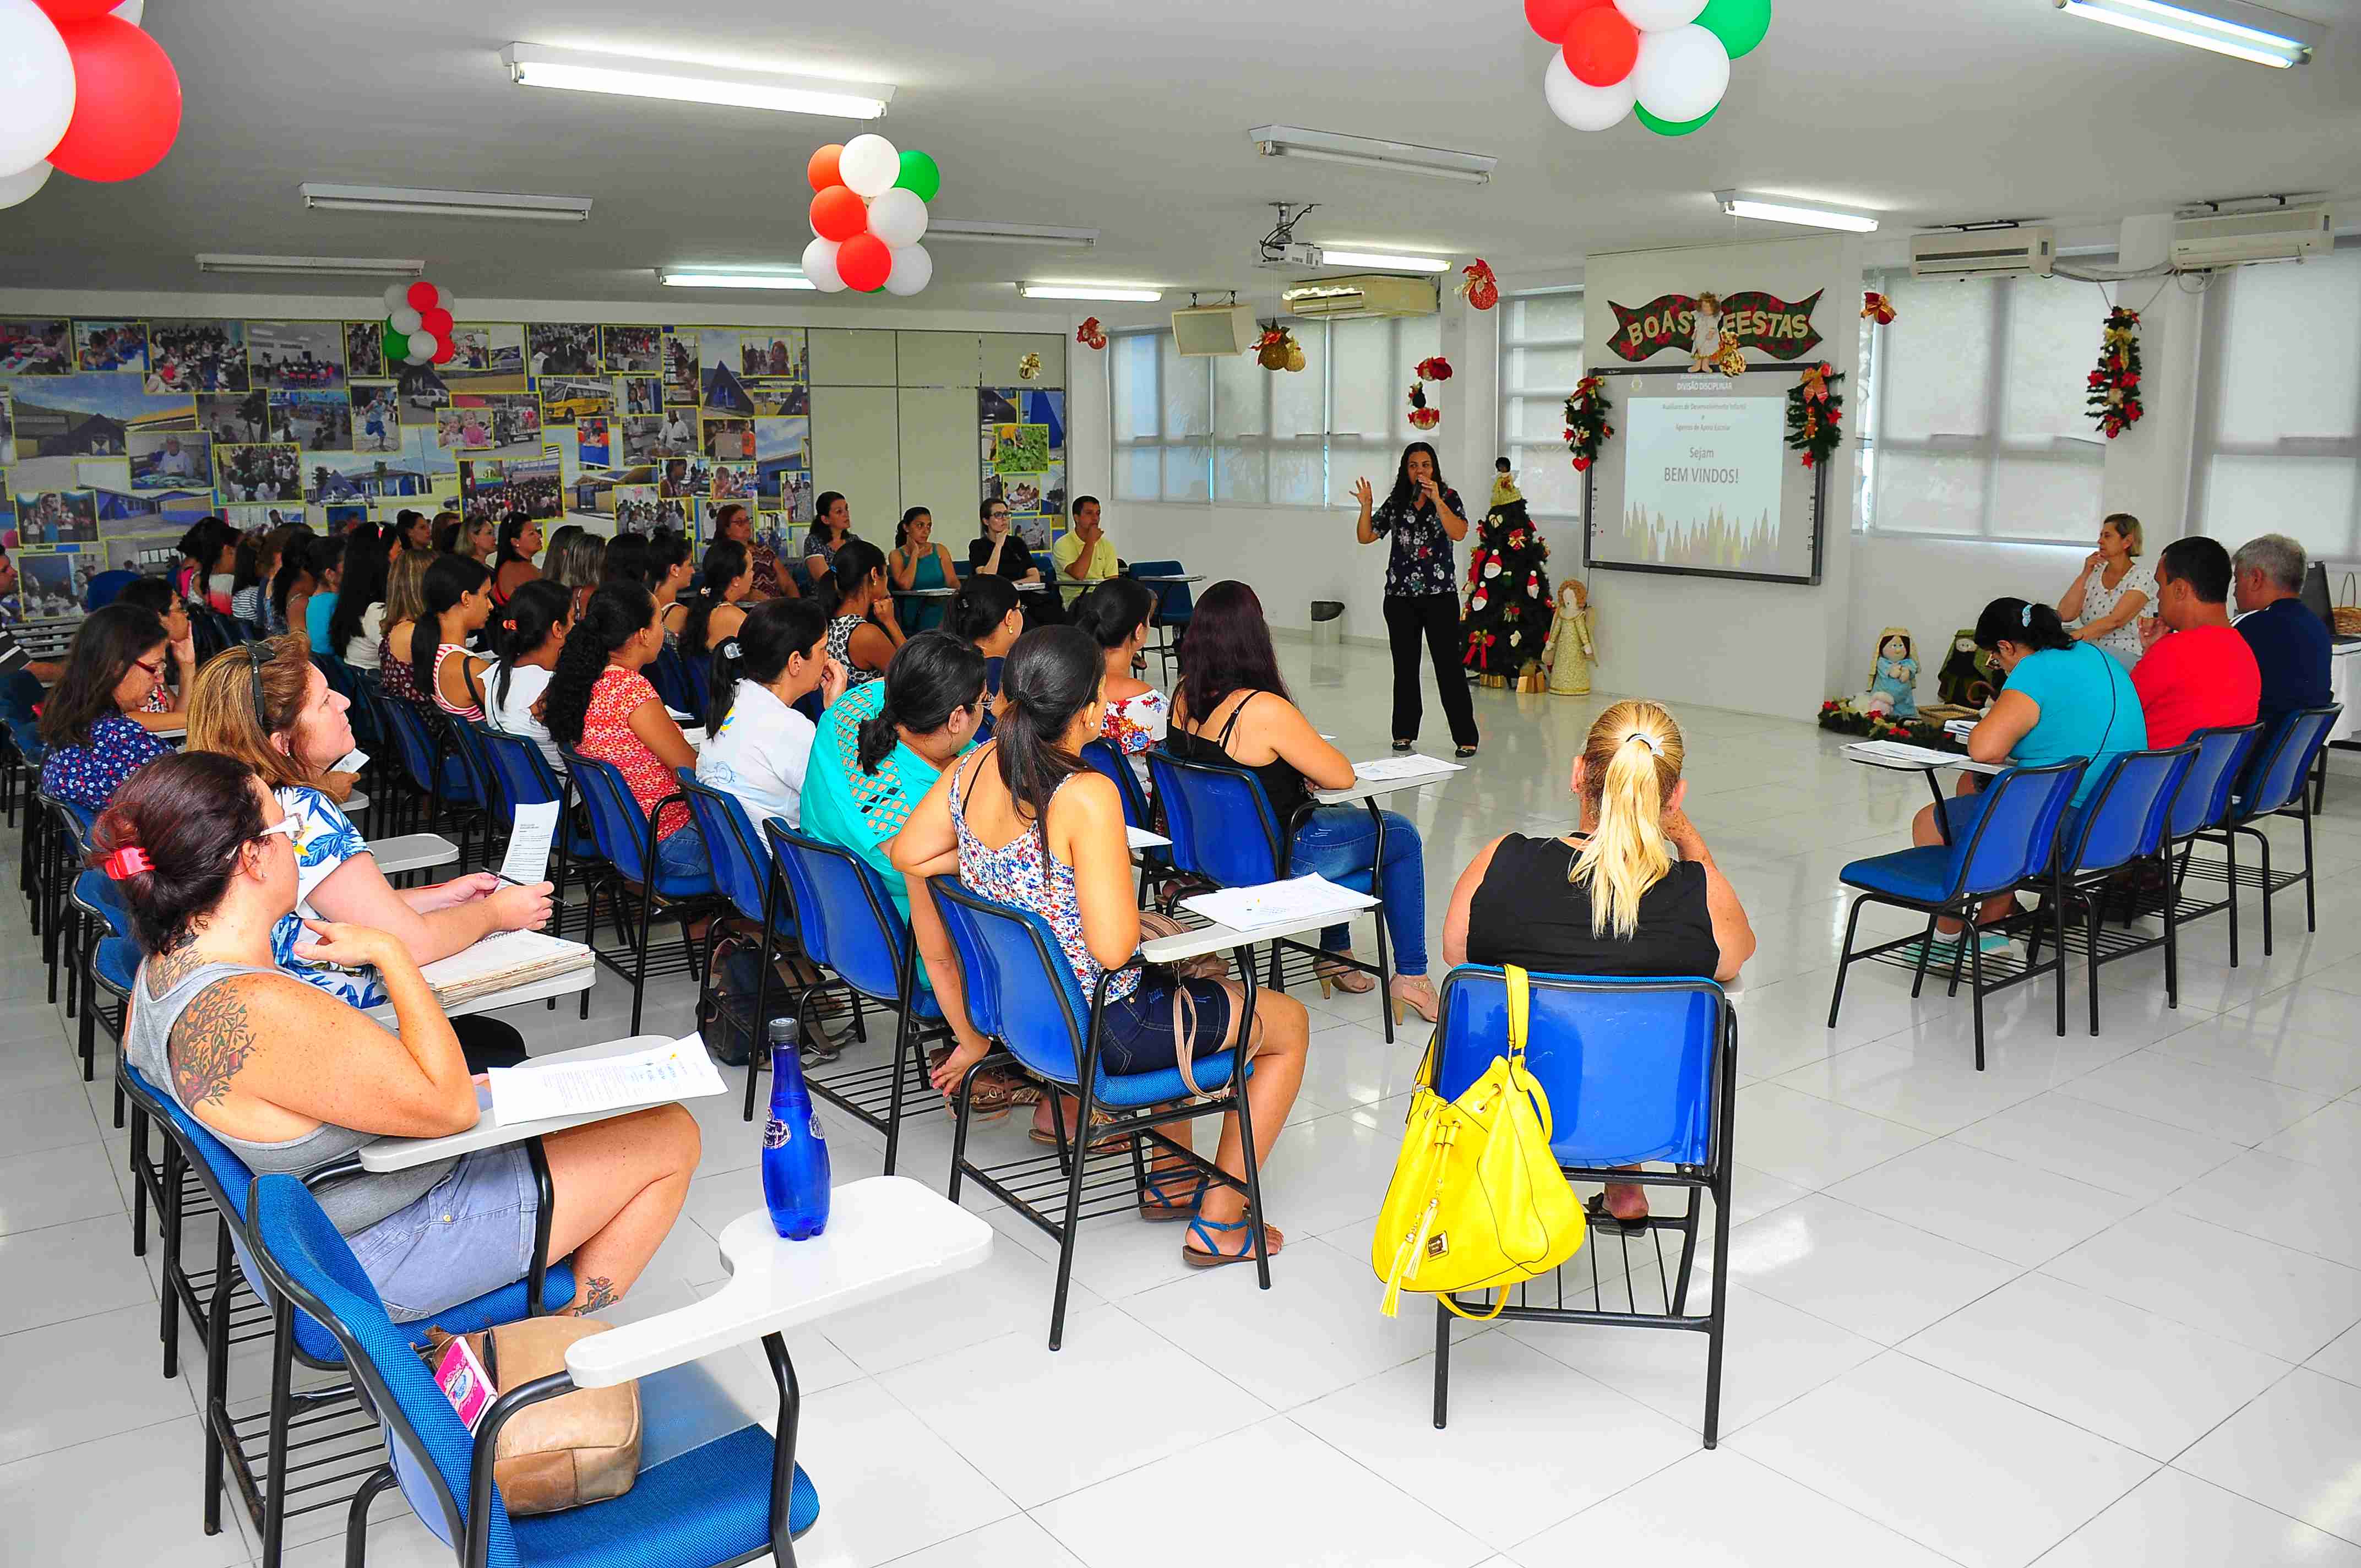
[389,306,422,335]
[1542,54,1636,132]
[882,243,933,297]
[407,329,438,360]
[0,0,74,177]
[1631,24,1729,123]
[433,291,458,319]
[0,159,50,211]
[866,187,929,248]
[802,236,847,293]
[382,282,410,313]
[111,0,143,24]
[837,133,900,199]
[1613,0,1707,29]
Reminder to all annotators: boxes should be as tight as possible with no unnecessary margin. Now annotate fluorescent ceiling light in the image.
[1716,190,1881,233]
[2054,0,2317,64]
[929,220,1098,249]
[1019,282,1163,302]
[503,43,894,117]
[661,270,814,290]
[300,183,592,223]
[1315,248,1450,273]
[196,253,425,279]
[1249,124,1495,186]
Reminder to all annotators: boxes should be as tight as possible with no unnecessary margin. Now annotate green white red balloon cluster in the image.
[1528,0,1770,137]
[0,0,180,210]
[803,134,941,296]
[379,279,460,368]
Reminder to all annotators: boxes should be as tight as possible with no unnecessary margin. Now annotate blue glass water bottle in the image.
[761,1017,830,1239]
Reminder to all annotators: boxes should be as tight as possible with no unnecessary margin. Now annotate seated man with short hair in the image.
[2233,531,2332,737]
[2132,536,2259,749]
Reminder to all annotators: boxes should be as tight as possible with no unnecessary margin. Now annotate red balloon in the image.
[46,17,182,183]
[836,233,891,293]
[419,306,453,335]
[33,0,119,21]
[431,335,456,365]
[807,144,844,193]
[406,280,439,311]
[809,184,868,242]
[1523,0,1610,43]
[1562,6,1639,85]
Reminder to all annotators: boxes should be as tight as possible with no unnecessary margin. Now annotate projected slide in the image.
[1613,395,1786,574]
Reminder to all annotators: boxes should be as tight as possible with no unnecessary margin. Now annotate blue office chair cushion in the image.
[509,1424,816,1567]
[1089,1052,1248,1110]
[291,1265,577,1364]
[1838,845,1959,905]
[95,937,139,994]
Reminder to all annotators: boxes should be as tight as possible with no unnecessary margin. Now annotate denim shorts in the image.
[348,1145,538,1323]
[1097,977,1234,1078]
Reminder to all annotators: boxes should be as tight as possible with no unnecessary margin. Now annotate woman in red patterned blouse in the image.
[541,579,707,883]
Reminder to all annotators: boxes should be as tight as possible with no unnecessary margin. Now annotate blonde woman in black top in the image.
[1441,699,1754,1231]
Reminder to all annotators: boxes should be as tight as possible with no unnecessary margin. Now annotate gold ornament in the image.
[1017,352,1042,380]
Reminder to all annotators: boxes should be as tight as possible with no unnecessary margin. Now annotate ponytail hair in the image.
[822,537,886,617]
[1973,597,2073,654]
[992,625,1100,856]
[855,630,983,775]
[269,531,318,628]
[1570,699,1685,940]
[948,573,1020,646]
[682,539,748,659]
[895,507,929,550]
[495,513,534,568]
[490,578,572,712]
[543,580,655,748]
[711,597,826,734]
[411,553,488,703]
[600,532,652,590]
[1071,577,1155,652]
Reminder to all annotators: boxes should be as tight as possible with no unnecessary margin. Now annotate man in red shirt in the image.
[2132,536,2258,748]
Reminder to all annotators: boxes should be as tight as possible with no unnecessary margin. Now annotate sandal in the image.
[1390,739,1413,753]
[1585,1191,1649,1236]
[1388,976,1440,1025]
[1315,954,1377,997]
[1138,1169,1206,1223]
[1454,744,1478,760]
[926,1049,1013,1120]
[1183,1213,1285,1267]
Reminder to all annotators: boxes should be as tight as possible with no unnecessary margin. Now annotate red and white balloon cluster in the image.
[801,133,942,297]
[379,279,460,368]
[0,0,182,210]
[1528,0,1771,138]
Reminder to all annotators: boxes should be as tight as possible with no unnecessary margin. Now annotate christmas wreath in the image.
[1816,700,1960,749]
[1786,362,1844,469]
[2086,306,2143,439]
[1563,375,1613,471]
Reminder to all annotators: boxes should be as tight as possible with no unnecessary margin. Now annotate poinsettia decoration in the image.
[1406,355,1451,429]
[1563,374,1614,471]
[1457,259,1499,311]
[1860,290,1895,325]
[2086,306,2143,439]
[1075,317,1106,350]
[1786,362,1845,469]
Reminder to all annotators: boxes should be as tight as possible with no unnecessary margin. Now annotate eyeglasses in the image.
[252,816,298,845]
[132,655,166,678]
[244,641,270,725]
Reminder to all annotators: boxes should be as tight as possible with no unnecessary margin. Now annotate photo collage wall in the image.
[0,313,1064,620]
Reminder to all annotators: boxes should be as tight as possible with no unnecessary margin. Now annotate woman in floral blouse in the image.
[1353,441,1479,758]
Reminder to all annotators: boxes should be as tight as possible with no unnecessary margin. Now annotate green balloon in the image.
[894,148,941,203]
[380,321,409,361]
[1696,0,1771,58]
[1636,101,1718,137]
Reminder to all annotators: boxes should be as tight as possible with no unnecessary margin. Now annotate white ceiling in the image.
[7,0,2359,318]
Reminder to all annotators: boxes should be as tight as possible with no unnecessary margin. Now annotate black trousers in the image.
[1383,592,1478,748]
[455,1015,529,1071]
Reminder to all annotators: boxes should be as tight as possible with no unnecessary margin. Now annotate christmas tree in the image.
[1462,468,1555,685]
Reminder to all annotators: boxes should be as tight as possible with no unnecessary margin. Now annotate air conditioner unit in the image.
[1169,303,1258,356]
[1279,274,1439,320]
[2171,203,2333,269]
[1910,227,2056,279]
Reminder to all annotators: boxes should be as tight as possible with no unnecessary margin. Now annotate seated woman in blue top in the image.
[1911,596,2146,953]
[38,602,196,813]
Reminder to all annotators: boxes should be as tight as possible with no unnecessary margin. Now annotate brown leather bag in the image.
[423,1317,641,1516]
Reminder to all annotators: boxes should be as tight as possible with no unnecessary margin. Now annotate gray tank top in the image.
[125,957,455,1234]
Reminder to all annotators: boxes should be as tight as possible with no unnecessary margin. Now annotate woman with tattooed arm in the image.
[104,751,699,1322]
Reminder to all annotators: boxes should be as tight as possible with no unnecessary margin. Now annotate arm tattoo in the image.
[569,1276,619,1315]
[168,979,260,1110]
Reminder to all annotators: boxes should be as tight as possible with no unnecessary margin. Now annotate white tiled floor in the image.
[9,638,2361,1566]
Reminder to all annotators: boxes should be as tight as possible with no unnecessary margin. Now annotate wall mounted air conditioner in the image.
[1279,274,1439,319]
[2171,204,2333,269]
[1169,303,1259,356]
[1910,227,2056,279]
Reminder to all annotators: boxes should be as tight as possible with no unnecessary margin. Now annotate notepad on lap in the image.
[417,930,595,1009]
[487,1033,727,1125]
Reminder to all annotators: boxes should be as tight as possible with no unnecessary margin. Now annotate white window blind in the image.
[1497,288,1585,521]
[1862,270,2107,542]
[2189,245,2361,562]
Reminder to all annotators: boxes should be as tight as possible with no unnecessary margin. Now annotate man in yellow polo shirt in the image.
[1052,495,1117,605]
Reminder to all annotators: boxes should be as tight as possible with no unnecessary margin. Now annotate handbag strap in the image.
[1505,963,1530,1063]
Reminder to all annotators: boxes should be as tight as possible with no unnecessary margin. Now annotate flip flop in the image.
[1585,1192,1649,1237]
[1183,1213,1285,1267]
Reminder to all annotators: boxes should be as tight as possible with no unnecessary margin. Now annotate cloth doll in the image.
[1863,627,1918,718]
[1689,292,1722,373]
[1935,629,1999,709]
[1543,579,1595,696]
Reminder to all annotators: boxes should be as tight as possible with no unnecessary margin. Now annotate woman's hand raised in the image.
[1351,477,1374,511]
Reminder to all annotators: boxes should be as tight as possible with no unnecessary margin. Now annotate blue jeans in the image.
[655,822,709,885]
[1290,805,1427,976]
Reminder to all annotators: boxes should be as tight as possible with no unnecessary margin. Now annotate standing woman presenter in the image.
[1354,440,1478,757]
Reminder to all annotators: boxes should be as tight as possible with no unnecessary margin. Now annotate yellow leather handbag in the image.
[1372,965,1585,1320]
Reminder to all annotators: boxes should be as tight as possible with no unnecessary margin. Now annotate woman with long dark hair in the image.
[1353,440,1478,757]
[672,539,752,661]
[1073,578,1165,754]
[1168,581,1438,1023]
[403,554,494,721]
[543,580,706,881]
[268,531,323,641]
[697,597,838,831]
[888,507,958,632]
[483,578,573,774]
[800,489,857,586]
[329,526,391,671]
[114,578,194,717]
[946,572,1023,709]
[894,625,1312,1265]
[820,538,902,687]
[490,512,543,606]
[714,502,794,600]
[38,602,188,810]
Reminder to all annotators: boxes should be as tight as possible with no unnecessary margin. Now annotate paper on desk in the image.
[1351,754,1465,781]
[1180,874,1379,932]
[487,1033,726,1125]
[1846,740,2005,775]
[330,748,368,774]
[498,800,558,886]
[1125,824,1171,850]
